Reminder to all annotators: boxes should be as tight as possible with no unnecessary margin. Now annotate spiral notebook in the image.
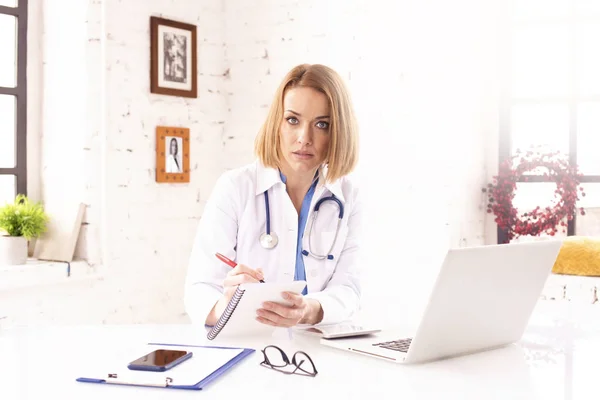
[207,280,307,340]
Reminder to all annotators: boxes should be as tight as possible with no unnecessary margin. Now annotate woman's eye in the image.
[316,121,329,129]
[286,117,299,125]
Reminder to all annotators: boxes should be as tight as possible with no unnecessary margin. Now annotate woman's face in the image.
[170,139,177,155]
[278,87,331,177]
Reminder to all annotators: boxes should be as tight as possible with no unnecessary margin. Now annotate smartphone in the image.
[127,349,193,372]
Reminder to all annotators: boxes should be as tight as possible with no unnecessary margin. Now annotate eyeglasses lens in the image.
[293,352,316,376]
[264,346,288,368]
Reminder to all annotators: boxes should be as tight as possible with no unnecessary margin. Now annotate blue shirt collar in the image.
[278,169,319,188]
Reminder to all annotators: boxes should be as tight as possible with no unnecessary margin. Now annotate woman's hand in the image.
[206,263,264,326]
[256,292,323,327]
[222,263,264,301]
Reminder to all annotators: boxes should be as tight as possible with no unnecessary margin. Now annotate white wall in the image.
[26,0,42,205]
[12,0,501,327]
[37,0,94,263]
[98,0,227,323]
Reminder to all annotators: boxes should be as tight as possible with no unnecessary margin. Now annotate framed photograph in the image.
[150,16,197,98]
[156,126,190,183]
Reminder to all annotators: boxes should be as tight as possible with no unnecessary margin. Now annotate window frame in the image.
[0,0,28,198]
[498,3,600,244]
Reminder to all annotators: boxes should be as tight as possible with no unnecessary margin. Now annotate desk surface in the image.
[2,300,600,400]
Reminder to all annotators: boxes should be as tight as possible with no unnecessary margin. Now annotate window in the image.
[0,0,27,205]
[499,0,600,243]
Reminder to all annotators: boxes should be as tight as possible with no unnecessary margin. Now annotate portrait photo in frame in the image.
[150,16,197,98]
[156,126,190,183]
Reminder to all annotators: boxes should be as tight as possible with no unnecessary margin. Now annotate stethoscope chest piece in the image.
[260,232,278,249]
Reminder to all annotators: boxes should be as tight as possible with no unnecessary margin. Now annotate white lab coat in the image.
[184,160,363,326]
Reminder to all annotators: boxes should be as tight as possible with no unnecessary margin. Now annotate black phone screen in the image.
[129,349,188,367]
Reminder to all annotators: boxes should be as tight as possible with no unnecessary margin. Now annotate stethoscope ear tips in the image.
[327,255,334,260]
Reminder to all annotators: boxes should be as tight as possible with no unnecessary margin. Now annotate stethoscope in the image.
[259,191,345,260]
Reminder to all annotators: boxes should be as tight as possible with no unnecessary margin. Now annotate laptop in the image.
[320,240,564,364]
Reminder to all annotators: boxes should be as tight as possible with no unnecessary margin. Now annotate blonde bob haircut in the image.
[254,64,359,184]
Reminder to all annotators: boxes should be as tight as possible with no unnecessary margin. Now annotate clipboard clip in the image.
[106,373,173,387]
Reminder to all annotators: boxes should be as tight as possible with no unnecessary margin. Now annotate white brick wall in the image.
[38,0,89,262]
[11,0,226,326]
[9,0,504,327]
[99,0,227,323]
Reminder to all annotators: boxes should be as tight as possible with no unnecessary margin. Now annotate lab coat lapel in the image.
[255,160,282,196]
[319,165,345,204]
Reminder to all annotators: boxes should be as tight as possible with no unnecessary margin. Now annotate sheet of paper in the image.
[79,344,244,387]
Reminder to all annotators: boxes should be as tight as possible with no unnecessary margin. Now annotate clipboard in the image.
[76,342,255,390]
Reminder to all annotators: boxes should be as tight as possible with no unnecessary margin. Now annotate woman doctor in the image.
[184,63,362,328]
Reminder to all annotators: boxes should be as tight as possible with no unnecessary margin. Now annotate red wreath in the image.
[483,148,586,242]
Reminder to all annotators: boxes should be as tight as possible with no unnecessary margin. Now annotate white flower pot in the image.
[0,236,28,266]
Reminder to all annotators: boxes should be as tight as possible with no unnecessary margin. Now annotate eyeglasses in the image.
[260,345,318,377]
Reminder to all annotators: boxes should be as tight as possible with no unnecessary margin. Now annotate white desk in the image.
[1,300,599,400]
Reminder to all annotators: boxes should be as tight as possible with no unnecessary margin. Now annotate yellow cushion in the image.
[552,236,600,277]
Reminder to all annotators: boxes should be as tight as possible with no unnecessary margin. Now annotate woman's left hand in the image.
[256,292,323,327]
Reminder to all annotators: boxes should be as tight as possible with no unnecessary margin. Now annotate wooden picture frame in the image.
[150,16,197,98]
[156,126,190,183]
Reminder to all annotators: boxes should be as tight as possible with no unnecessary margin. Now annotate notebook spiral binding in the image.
[207,286,246,340]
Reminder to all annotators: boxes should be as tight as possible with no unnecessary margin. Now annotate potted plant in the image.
[0,194,49,265]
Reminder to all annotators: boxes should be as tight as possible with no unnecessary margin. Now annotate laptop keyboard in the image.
[372,338,412,352]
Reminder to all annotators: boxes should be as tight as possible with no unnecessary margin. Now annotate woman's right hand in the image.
[222,263,264,301]
[206,264,264,326]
